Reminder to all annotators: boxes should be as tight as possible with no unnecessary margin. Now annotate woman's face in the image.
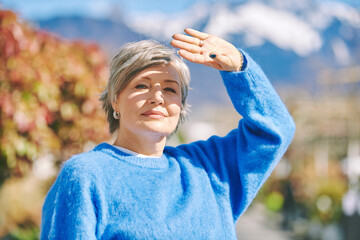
[114,63,182,139]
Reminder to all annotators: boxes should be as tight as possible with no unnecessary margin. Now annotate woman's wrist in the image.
[236,50,244,72]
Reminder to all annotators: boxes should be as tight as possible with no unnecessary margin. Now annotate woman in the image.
[41,28,295,239]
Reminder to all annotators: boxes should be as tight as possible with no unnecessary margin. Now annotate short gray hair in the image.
[100,40,190,134]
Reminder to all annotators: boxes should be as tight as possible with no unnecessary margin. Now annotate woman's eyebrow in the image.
[165,80,179,86]
[140,77,179,86]
[140,76,151,81]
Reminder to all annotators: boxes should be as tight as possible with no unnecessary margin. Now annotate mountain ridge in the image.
[34,0,360,108]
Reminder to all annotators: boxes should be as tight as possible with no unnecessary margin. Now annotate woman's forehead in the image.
[134,64,181,83]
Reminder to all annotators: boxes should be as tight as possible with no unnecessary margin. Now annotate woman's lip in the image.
[143,114,165,119]
[141,110,166,118]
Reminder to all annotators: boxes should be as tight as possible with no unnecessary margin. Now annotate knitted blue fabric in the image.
[41,52,295,240]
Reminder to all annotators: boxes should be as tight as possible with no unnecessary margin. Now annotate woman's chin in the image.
[138,118,177,135]
[136,122,174,136]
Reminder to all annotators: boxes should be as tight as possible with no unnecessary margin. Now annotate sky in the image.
[1,0,359,20]
[1,0,206,19]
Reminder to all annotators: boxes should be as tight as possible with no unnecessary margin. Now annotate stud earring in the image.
[113,110,120,119]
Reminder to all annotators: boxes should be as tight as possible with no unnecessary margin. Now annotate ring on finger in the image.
[199,39,204,47]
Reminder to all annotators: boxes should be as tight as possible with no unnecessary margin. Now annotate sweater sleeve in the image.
[178,51,295,220]
[40,158,98,240]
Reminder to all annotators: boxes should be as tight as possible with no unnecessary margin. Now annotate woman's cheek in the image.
[169,103,181,116]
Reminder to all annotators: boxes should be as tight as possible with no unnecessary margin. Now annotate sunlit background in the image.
[1,0,360,239]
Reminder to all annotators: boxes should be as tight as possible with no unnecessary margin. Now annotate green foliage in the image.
[2,227,39,240]
[308,179,347,223]
[265,191,284,212]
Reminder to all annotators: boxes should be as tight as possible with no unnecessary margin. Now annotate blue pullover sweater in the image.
[41,52,295,239]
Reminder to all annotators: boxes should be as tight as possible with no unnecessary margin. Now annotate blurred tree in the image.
[261,63,360,238]
[0,10,110,235]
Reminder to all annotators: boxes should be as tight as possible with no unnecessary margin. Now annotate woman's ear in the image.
[111,97,121,120]
[111,95,118,112]
[111,102,117,112]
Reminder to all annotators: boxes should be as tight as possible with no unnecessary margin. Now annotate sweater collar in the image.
[93,143,169,169]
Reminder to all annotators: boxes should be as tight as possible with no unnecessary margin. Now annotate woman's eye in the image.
[135,84,147,89]
[164,87,176,93]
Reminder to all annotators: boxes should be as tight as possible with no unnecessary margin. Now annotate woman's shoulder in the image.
[59,143,116,177]
[165,130,238,156]
[164,144,190,158]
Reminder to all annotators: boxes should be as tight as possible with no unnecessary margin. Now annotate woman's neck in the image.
[113,130,166,157]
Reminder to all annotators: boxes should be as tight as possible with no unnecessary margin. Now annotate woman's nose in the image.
[149,89,164,105]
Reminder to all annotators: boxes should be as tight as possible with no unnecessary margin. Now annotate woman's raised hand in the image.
[171,28,243,72]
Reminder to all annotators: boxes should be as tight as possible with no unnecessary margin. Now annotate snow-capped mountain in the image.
[35,0,360,107]
[125,0,359,60]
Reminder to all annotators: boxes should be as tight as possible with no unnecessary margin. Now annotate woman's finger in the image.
[173,28,241,71]
[172,33,202,46]
[208,52,231,68]
[178,50,223,70]
[184,28,209,40]
[209,51,243,71]
[171,40,202,54]
[178,50,205,63]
